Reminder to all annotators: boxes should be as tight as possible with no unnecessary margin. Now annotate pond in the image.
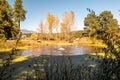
[17,46,103,56]
[0,46,103,60]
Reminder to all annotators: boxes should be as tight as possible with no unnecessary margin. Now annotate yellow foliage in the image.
[29,33,38,40]
[47,13,54,25]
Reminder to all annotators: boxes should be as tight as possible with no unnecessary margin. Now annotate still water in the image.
[18,46,103,56]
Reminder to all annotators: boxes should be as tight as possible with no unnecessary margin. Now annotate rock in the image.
[58,47,65,51]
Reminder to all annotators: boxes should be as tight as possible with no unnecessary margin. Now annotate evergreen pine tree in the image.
[0,0,13,39]
[14,0,26,29]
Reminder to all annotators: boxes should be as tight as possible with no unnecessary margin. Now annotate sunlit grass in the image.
[12,56,28,63]
[0,48,12,52]
[90,53,105,56]
[0,46,35,52]
[90,53,116,59]
[78,43,106,48]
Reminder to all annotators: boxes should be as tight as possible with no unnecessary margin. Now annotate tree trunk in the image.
[18,20,20,31]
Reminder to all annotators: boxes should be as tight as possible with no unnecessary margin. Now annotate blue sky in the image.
[8,0,120,31]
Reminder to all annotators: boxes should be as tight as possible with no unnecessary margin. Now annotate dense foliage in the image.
[0,0,26,40]
[84,9,120,79]
[14,0,26,27]
[84,9,120,58]
[84,10,119,38]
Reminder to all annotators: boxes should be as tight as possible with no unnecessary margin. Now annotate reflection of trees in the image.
[31,47,38,55]
[82,47,103,54]
[48,46,53,55]
[62,46,72,55]
[41,46,51,55]
[30,46,103,56]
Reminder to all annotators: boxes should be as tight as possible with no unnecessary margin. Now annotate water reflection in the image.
[20,46,103,56]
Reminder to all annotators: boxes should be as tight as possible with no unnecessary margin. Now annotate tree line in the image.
[0,0,26,40]
[38,10,120,41]
[1,0,120,42]
[38,11,75,41]
[84,9,119,39]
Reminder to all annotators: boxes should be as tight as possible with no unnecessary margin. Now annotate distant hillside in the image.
[21,29,35,34]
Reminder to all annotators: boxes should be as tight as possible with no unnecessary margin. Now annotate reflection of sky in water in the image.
[70,46,84,55]
[21,49,32,56]
[20,46,103,56]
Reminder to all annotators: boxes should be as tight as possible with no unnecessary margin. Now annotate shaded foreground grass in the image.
[8,55,96,80]
[1,54,119,80]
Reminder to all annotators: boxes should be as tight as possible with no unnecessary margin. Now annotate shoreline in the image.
[0,41,106,52]
[0,37,106,52]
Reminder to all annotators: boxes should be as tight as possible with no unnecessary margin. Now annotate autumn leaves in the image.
[38,11,75,41]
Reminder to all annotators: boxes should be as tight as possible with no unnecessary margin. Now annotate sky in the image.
[8,0,120,31]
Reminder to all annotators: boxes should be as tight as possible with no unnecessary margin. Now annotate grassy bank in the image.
[3,55,100,79]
